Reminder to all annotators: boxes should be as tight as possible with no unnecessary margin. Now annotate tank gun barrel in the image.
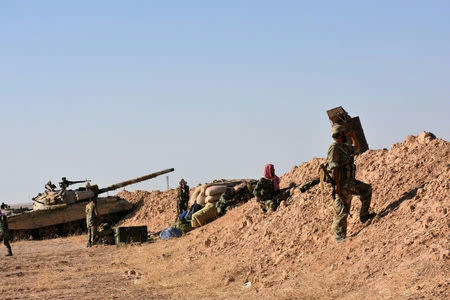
[97,168,175,194]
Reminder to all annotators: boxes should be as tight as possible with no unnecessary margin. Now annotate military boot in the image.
[360,212,376,223]
[6,246,13,256]
[336,236,346,244]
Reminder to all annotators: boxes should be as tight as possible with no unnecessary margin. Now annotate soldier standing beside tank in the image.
[327,125,375,243]
[85,198,100,247]
[0,210,13,256]
[176,179,190,215]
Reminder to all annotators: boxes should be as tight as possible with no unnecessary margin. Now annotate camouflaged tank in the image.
[8,168,174,240]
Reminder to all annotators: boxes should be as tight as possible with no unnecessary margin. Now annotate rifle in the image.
[298,178,320,193]
[278,183,299,194]
[277,177,321,197]
[319,164,352,217]
[59,177,91,189]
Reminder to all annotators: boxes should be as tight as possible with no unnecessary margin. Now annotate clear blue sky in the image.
[1,1,449,204]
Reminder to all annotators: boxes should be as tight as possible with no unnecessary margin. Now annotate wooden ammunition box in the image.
[326,106,369,153]
[114,226,148,245]
[327,106,351,123]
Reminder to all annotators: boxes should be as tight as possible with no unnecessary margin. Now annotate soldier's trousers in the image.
[333,180,372,240]
[87,225,98,247]
[0,234,12,255]
[259,191,291,212]
[177,198,188,215]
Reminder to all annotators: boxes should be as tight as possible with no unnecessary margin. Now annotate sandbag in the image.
[196,194,206,206]
[205,194,221,204]
[189,187,201,206]
[205,185,228,196]
[200,184,207,195]
[233,182,247,191]
[191,204,219,228]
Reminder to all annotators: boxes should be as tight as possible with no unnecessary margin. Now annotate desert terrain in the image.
[2,132,449,299]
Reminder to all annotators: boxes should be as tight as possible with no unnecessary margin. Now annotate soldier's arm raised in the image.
[349,131,361,154]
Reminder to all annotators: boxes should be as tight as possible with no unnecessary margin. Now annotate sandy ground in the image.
[2,132,449,299]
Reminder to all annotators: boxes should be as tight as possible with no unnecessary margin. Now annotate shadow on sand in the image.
[350,183,426,238]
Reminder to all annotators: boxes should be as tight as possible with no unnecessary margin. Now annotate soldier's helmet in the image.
[331,124,346,138]
[85,182,91,188]
[179,179,187,186]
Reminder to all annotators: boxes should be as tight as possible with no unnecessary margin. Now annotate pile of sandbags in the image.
[189,179,255,207]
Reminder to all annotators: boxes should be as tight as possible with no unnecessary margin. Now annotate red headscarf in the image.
[263,164,280,191]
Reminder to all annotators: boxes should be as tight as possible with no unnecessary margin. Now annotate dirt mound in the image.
[117,189,177,231]
[117,132,449,298]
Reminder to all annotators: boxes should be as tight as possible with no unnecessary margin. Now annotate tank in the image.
[8,168,174,240]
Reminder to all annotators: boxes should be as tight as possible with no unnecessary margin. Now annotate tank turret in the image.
[32,168,175,210]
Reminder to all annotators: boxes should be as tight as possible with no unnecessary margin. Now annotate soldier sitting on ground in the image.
[326,124,376,243]
[254,164,290,212]
[0,210,13,256]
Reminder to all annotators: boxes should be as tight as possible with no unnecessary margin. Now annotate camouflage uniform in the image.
[216,192,235,216]
[217,184,254,216]
[176,180,190,215]
[327,141,372,241]
[253,177,280,212]
[0,214,13,256]
[85,200,99,247]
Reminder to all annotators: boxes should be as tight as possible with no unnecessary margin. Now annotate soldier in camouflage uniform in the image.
[0,211,13,256]
[253,164,284,212]
[327,125,375,243]
[217,183,254,216]
[176,179,190,215]
[216,188,236,216]
[85,198,100,247]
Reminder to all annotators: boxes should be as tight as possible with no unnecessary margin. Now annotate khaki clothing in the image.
[327,142,356,187]
[87,225,98,247]
[85,201,99,247]
[332,180,372,239]
[327,141,372,240]
[85,201,99,227]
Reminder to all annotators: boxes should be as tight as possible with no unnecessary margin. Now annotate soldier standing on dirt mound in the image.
[177,179,190,215]
[86,198,100,247]
[0,210,13,256]
[327,125,375,243]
